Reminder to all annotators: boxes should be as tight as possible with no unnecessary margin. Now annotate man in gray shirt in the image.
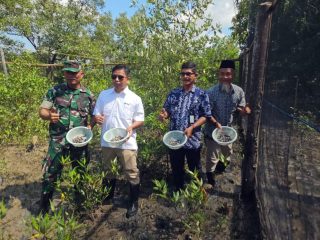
[203,60,251,187]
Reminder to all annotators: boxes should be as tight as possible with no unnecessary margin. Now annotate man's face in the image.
[64,70,84,89]
[180,68,197,88]
[112,69,129,92]
[218,68,234,85]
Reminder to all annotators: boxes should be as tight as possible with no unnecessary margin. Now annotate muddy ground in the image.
[0,141,261,240]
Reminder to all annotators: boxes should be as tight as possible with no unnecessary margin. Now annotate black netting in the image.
[240,1,320,238]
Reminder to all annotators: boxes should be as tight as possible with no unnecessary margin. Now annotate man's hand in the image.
[215,122,222,129]
[49,108,60,123]
[237,104,251,116]
[126,121,144,139]
[94,114,105,125]
[210,116,222,129]
[39,107,58,122]
[184,125,194,138]
[159,108,169,122]
[244,104,251,114]
[127,125,133,137]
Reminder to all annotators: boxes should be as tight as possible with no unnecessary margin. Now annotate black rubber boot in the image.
[206,172,215,187]
[103,178,116,204]
[215,161,227,174]
[172,172,184,192]
[74,188,86,211]
[126,183,139,218]
[39,191,53,215]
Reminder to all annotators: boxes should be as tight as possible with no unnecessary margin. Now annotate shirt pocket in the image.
[54,96,71,116]
[231,95,239,107]
[169,99,179,115]
[190,98,200,111]
[120,102,134,120]
[55,96,71,108]
[190,96,203,117]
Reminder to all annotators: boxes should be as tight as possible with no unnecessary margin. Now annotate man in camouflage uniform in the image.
[39,60,95,214]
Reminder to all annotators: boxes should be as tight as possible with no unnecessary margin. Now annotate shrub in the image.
[0,54,49,144]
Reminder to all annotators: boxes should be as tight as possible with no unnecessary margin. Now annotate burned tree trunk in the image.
[241,2,274,198]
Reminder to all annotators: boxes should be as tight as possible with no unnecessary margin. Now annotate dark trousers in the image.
[42,143,89,194]
[169,147,202,190]
[40,144,90,213]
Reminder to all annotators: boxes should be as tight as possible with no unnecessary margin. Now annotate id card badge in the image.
[190,115,195,124]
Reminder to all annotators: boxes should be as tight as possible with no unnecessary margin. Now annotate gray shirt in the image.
[203,83,246,138]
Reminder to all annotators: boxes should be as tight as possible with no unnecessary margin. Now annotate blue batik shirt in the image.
[203,83,246,138]
[163,85,212,149]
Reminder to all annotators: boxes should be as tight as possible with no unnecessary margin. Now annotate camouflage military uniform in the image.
[40,82,95,194]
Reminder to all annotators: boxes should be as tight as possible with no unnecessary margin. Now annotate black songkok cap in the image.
[219,60,235,69]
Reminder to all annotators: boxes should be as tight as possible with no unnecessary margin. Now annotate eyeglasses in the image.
[179,72,194,77]
[111,74,126,80]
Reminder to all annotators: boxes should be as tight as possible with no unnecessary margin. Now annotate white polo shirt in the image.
[93,87,144,150]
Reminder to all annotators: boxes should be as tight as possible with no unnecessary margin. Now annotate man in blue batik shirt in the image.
[203,60,251,187]
[159,61,212,191]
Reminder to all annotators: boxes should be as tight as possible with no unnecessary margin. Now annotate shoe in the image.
[126,183,139,218]
[126,201,138,218]
[39,191,53,215]
[206,172,215,187]
[215,161,227,174]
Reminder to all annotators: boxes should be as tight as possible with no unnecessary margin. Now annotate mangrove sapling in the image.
[56,157,109,214]
[0,199,8,239]
[152,170,208,236]
[31,211,55,239]
[152,179,169,200]
[110,158,121,176]
[218,153,229,168]
[0,199,7,220]
[30,204,82,240]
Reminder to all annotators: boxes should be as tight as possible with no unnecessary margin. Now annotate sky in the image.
[104,0,237,36]
[18,0,237,50]
[104,0,146,17]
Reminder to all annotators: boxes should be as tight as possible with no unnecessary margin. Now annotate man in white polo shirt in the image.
[93,64,144,218]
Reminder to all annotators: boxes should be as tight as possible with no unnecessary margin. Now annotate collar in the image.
[79,85,87,93]
[181,85,196,93]
[218,83,235,94]
[112,86,129,95]
[64,83,86,93]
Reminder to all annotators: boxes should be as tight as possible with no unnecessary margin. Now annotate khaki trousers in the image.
[101,147,140,185]
[205,138,232,173]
